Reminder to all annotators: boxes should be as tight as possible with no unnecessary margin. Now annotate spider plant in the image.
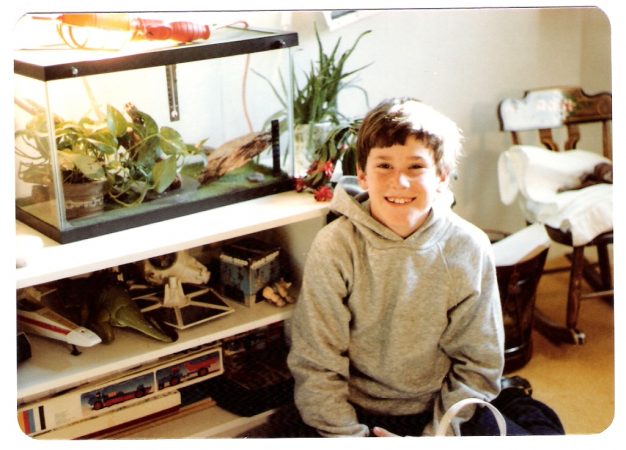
[255,25,372,130]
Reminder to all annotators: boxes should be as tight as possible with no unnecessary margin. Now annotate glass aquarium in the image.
[14,12,298,243]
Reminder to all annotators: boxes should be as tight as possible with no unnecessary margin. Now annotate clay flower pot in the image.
[63,180,106,220]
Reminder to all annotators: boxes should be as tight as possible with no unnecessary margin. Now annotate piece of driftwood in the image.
[198,131,272,184]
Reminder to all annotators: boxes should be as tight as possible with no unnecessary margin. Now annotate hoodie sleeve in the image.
[423,233,505,436]
[287,222,370,437]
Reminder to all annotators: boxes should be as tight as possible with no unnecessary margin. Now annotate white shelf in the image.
[16,190,329,438]
[18,300,294,403]
[16,191,328,289]
[110,404,277,438]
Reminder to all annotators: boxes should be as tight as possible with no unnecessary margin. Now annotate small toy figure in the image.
[262,279,295,307]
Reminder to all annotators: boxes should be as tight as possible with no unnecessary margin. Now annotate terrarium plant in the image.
[106,103,194,206]
[291,27,371,127]
[15,99,108,187]
[15,99,195,216]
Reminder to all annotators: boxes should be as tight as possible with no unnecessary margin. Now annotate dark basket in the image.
[488,231,549,372]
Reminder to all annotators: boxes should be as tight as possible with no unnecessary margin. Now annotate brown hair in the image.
[356,97,463,177]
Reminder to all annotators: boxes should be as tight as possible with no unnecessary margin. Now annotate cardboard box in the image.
[18,344,222,438]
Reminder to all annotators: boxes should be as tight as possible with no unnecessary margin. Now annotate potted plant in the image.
[294,117,362,201]
[16,100,111,219]
[255,25,371,177]
[15,99,194,219]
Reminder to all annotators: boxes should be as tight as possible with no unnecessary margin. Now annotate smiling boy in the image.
[286,98,563,437]
[358,134,447,238]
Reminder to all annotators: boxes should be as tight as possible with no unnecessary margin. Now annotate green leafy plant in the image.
[256,26,372,130]
[15,100,197,207]
[15,101,109,186]
[107,103,194,206]
[253,26,371,200]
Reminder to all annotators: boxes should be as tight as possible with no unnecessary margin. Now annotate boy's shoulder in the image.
[441,210,492,250]
[316,215,357,245]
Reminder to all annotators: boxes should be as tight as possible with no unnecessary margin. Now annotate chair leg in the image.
[577,243,613,295]
[596,243,613,291]
[566,246,585,331]
[532,246,587,346]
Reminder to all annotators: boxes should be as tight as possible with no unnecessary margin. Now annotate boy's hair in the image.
[356,97,463,177]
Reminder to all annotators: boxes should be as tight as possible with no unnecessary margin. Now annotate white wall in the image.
[9,6,613,236]
[279,7,612,234]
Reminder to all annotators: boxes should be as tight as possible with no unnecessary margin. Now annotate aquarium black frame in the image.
[15,26,299,81]
[14,25,299,243]
[16,178,294,244]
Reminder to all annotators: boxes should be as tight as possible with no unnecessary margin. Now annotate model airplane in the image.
[17,297,102,348]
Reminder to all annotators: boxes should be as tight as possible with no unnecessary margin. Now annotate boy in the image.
[286,97,563,437]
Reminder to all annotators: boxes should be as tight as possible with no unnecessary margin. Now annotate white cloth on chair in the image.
[498,145,612,246]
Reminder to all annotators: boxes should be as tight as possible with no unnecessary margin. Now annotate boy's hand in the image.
[372,426,399,437]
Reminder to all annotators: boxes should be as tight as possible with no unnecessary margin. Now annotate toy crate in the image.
[219,238,280,307]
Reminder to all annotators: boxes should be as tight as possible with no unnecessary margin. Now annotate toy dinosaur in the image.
[90,282,173,344]
[58,271,174,344]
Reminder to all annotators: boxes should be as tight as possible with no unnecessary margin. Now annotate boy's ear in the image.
[356,167,368,190]
[436,171,451,193]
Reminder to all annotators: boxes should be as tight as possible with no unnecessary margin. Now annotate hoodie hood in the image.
[329,184,454,249]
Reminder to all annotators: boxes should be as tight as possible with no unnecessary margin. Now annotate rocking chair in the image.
[497,86,613,345]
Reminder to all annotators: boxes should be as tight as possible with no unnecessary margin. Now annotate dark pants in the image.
[478,387,565,436]
[357,388,564,436]
[242,387,564,437]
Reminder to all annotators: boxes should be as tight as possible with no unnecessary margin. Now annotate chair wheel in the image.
[570,329,586,345]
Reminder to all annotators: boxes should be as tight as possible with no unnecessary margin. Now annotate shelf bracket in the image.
[165,64,180,121]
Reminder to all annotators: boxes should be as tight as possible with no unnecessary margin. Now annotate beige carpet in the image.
[510,256,615,435]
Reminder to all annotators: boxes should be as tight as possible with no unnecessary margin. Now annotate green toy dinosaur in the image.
[58,272,173,344]
[90,282,173,344]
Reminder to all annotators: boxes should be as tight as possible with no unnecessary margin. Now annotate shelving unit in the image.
[16,191,329,438]
[14,15,328,438]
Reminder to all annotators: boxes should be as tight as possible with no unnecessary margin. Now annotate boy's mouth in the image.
[385,196,415,205]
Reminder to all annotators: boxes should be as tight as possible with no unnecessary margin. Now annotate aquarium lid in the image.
[14,25,298,81]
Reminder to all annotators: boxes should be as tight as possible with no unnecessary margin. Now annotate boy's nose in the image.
[396,172,411,188]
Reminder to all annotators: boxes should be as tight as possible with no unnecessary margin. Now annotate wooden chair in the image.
[497,86,613,345]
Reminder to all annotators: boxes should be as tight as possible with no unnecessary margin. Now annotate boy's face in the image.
[357,136,448,238]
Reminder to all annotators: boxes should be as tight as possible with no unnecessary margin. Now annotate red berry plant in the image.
[294,119,361,201]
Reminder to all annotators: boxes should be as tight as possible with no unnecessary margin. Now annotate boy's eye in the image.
[409,164,426,170]
[376,162,392,169]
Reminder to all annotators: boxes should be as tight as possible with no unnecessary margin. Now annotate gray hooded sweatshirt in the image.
[287,186,504,437]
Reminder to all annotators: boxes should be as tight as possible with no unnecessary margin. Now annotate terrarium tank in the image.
[14,12,297,243]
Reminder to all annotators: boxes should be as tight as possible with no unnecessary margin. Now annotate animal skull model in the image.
[141,250,210,286]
